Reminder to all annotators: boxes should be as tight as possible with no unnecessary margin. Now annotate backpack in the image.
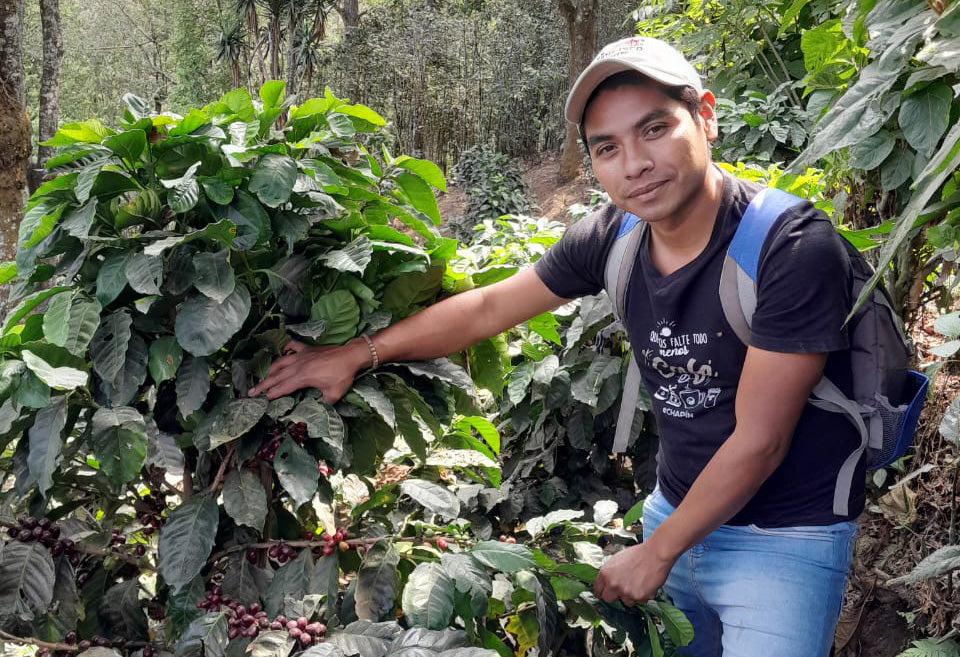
[604,187,929,516]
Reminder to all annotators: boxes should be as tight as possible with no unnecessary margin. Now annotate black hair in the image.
[579,70,702,140]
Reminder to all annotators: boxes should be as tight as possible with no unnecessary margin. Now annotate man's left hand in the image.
[593,542,675,607]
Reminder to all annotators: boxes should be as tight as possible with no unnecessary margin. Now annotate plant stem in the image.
[0,630,79,652]
[949,455,958,598]
[206,447,236,496]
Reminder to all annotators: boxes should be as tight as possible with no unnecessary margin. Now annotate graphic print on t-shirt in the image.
[640,319,721,420]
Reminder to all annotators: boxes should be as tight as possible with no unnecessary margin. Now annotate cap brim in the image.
[563,58,697,125]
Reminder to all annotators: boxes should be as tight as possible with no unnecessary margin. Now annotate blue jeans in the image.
[642,488,856,657]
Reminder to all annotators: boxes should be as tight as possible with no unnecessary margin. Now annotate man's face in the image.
[582,82,718,226]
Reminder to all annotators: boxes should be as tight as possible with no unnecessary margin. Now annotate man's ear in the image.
[698,90,719,142]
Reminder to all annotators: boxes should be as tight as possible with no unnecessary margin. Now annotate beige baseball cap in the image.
[564,36,704,125]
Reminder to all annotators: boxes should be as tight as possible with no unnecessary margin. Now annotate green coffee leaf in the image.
[175,284,251,357]
[274,437,319,509]
[355,541,400,622]
[149,336,183,384]
[158,496,220,592]
[0,540,56,621]
[402,563,455,630]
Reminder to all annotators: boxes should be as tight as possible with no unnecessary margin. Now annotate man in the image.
[250,36,861,657]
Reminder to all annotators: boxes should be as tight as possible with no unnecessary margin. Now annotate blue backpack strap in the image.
[719,188,805,344]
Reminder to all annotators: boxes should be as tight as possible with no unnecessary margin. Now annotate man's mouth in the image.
[627,180,667,199]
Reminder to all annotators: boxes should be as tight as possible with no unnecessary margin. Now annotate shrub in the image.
[0,84,689,657]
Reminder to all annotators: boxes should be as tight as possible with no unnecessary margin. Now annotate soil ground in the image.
[439,153,960,656]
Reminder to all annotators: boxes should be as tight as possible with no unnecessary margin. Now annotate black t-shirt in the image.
[534,170,864,527]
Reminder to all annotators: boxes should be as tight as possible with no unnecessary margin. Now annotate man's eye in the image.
[595,144,615,156]
[647,124,667,137]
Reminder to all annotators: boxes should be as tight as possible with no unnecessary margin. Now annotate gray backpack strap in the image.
[810,378,869,516]
[603,212,644,454]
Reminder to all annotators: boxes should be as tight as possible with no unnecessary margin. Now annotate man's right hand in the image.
[247,337,372,402]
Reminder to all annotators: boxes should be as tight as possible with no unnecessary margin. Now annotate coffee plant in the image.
[0,84,690,657]
[446,146,534,243]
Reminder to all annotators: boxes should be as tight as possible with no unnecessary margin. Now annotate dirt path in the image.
[437,152,593,223]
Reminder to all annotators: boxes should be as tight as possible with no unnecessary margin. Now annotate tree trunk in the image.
[0,0,30,285]
[285,3,298,100]
[32,0,64,193]
[558,0,598,183]
[336,0,360,99]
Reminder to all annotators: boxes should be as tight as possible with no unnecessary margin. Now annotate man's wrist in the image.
[348,335,378,372]
[646,521,688,564]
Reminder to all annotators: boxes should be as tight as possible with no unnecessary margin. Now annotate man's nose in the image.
[623,143,652,178]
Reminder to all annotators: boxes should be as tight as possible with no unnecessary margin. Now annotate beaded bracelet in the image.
[360,333,380,370]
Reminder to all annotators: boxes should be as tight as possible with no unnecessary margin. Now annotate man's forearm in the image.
[645,432,788,562]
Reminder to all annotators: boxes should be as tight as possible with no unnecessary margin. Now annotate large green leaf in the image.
[310,290,359,345]
[570,356,621,406]
[104,130,147,167]
[208,397,268,449]
[250,154,298,207]
[400,359,474,391]
[90,311,133,384]
[0,540,56,621]
[176,612,230,657]
[41,291,73,347]
[319,237,373,274]
[892,545,960,584]
[27,396,67,497]
[440,554,492,599]
[158,496,220,592]
[392,156,446,192]
[274,437,320,508]
[124,252,164,295]
[90,406,148,485]
[394,172,440,225]
[21,350,88,390]
[101,332,148,405]
[899,84,952,154]
[286,398,346,443]
[263,549,314,618]
[60,198,97,237]
[310,553,340,605]
[100,579,149,640]
[96,252,132,307]
[223,468,268,530]
[162,162,202,214]
[61,296,102,356]
[18,198,68,250]
[400,479,460,519]
[221,552,271,606]
[175,284,251,357]
[790,59,899,169]
[247,630,296,657]
[143,220,237,257]
[149,336,183,383]
[468,541,536,574]
[401,563,455,630]
[351,382,395,429]
[193,250,236,303]
[146,420,185,476]
[259,80,286,109]
[647,600,694,648]
[176,355,210,417]
[2,286,72,334]
[355,541,400,622]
